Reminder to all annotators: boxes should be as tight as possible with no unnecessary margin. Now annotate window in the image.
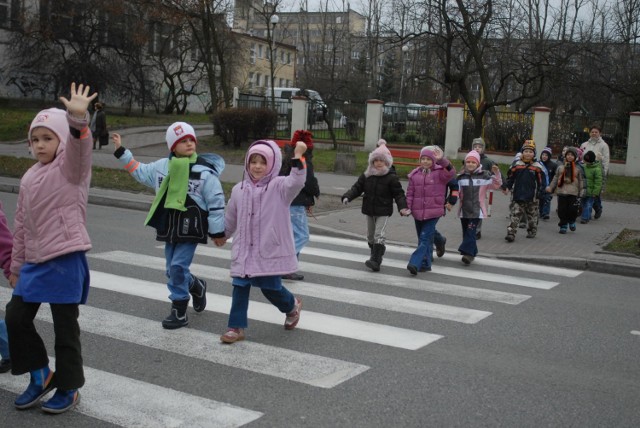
[287,53,291,64]
[250,43,256,64]
[351,51,360,59]
[150,22,179,58]
[256,73,261,87]
[258,44,263,58]
[0,0,18,29]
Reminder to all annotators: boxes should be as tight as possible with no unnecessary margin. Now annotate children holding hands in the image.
[456,150,502,264]
[342,144,410,272]
[112,122,226,329]
[405,147,456,274]
[216,140,307,343]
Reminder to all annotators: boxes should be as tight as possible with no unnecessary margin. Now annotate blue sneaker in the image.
[42,389,80,414]
[569,223,577,231]
[14,366,55,409]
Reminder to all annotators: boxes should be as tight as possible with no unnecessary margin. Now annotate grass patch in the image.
[603,229,640,256]
[0,108,212,141]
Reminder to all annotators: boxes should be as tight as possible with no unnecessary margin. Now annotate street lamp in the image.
[269,14,279,110]
[399,44,409,104]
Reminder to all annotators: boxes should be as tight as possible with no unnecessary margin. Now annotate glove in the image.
[342,198,349,205]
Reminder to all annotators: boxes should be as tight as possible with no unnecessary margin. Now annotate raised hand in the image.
[112,133,122,150]
[293,140,307,158]
[59,82,98,119]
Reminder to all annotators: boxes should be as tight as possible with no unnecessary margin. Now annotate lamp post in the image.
[399,44,409,104]
[269,14,279,110]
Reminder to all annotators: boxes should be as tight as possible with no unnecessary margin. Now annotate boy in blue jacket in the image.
[113,123,226,329]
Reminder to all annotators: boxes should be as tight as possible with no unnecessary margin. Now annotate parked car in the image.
[406,103,427,120]
[383,102,408,123]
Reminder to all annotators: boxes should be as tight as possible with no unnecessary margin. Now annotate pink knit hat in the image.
[29,108,69,146]
[465,150,481,164]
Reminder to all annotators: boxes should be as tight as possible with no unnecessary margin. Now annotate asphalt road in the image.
[1,193,639,427]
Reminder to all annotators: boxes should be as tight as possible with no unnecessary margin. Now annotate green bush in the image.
[249,108,278,140]
[212,108,252,147]
[212,108,278,147]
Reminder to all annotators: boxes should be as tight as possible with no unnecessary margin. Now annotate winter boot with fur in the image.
[162,299,189,329]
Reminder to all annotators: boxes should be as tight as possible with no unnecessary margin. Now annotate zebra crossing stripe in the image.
[283,281,492,324]
[82,265,443,350]
[0,288,368,389]
[308,235,582,278]
[190,247,531,305]
[297,246,559,289]
[0,357,262,427]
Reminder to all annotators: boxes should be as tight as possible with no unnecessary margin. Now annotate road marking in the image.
[0,288,368,389]
[308,235,583,278]
[90,250,495,322]
[631,330,640,336]
[82,263,443,350]
[0,357,262,427]
[189,247,530,305]
[297,246,559,289]
[283,281,492,324]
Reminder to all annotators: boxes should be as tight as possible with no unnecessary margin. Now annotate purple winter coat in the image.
[406,154,456,221]
[225,140,306,278]
[0,201,13,279]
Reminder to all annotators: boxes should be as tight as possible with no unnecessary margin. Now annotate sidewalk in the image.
[1,125,639,278]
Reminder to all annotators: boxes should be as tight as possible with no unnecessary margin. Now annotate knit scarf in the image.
[145,153,197,225]
[559,160,576,187]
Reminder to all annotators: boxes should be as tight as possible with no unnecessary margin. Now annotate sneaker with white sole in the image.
[284,298,302,330]
[220,328,245,344]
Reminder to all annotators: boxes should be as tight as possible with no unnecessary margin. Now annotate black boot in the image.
[189,275,207,312]
[162,300,189,329]
[365,243,385,272]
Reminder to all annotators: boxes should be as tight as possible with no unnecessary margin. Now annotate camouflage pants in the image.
[507,200,539,235]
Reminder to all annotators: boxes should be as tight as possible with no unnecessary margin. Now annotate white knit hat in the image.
[166,122,197,152]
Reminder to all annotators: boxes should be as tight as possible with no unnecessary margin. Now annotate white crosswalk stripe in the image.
[1,235,578,425]
[84,267,443,350]
[193,246,532,304]
[0,358,263,427]
[0,287,369,389]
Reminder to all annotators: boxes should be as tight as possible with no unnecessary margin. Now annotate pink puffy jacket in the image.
[11,111,92,275]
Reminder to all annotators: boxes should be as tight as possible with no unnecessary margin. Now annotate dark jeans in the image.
[5,295,84,390]
[556,194,579,227]
[458,218,480,257]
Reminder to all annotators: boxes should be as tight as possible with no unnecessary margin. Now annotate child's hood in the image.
[193,153,225,177]
[29,108,69,157]
[245,139,282,181]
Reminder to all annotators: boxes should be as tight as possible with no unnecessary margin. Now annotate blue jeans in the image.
[290,205,309,256]
[581,196,595,221]
[228,281,295,329]
[409,218,439,270]
[458,218,480,257]
[593,195,602,213]
[164,242,198,301]
[0,319,8,359]
[539,193,552,217]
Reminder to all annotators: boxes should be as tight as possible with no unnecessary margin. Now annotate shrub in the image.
[212,108,251,147]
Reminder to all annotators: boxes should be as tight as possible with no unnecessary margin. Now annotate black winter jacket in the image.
[279,145,320,206]
[342,171,408,216]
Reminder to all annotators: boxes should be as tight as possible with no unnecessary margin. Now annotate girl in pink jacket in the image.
[406,147,456,274]
[217,140,307,344]
[0,201,13,374]
[5,83,97,414]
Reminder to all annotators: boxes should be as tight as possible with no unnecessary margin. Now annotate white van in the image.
[267,87,326,120]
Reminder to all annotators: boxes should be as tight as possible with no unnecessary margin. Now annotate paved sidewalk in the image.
[1,125,639,278]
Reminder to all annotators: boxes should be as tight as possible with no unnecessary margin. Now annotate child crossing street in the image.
[112,123,226,329]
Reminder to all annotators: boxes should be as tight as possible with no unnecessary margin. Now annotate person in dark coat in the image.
[342,144,410,272]
[92,102,108,150]
[279,130,320,281]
